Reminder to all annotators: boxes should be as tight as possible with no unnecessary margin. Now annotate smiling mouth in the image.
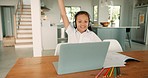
[80,26,86,29]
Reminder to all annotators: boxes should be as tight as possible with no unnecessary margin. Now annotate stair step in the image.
[15,42,33,48]
[20,20,31,22]
[18,14,31,15]
[18,26,32,29]
[19,5,30,7]
[17,32,32,34]
[18,28,32,30]
[17,12,31,15]
[18,24,32,26]
[18,22,32,25]
[17,8,31,11]
[15,45,33,48]
[17,30,32,33]
[18,8,31,12]
[23,5,31,6]
[16,37,32,39]
[16,38,32,43]
[17,34,32,38]
[18,5,31,8]
[23,8,31,9]
[17,14,31,17]
[18,16,31,19]
[17,19,32,22]
[16,42,32,44]
[16,41,32,43]
[18,17,31,19]
[17,18,31,21]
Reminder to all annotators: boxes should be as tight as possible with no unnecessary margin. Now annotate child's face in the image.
[76,14,89,33]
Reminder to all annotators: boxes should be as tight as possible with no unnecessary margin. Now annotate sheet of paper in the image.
[103,52,135,68]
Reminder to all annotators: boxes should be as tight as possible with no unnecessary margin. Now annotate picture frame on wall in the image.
[139,13,145,24]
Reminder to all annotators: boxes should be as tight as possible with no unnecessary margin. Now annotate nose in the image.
[81,21,87,26]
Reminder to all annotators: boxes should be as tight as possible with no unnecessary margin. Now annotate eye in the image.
[85,21,88,23]
[78,21,82,23]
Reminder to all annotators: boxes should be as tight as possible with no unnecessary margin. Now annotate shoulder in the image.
[86,30,98,37]
[88,30,97,35]
[87,30,102,41]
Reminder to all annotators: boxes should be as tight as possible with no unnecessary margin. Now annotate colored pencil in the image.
[95,68,105,78]
[114,67,117,78]
[109,67,114,77]
[107,67,112,77]
[103,68,111,77]
[117,67,121,76]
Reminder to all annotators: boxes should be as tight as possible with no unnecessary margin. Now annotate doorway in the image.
[1,6,15,37]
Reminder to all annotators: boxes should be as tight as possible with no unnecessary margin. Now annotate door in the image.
[1,6,14,37]
[131,7,148,44]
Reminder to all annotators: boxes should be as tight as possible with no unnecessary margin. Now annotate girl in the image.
[55,0,102,55]
[58,0,102,43]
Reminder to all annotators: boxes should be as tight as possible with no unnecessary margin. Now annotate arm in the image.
[58,0,70,29]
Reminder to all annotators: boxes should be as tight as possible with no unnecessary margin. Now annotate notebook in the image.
[53,42,110,75]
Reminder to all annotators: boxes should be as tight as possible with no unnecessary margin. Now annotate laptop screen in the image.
[53,42,110,75]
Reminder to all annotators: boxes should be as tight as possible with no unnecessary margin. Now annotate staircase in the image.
[14,3,33,48]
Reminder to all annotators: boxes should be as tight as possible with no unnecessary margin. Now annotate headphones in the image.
[73,11,92,31]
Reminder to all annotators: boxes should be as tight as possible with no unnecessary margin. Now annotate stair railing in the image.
[14,0,23,39]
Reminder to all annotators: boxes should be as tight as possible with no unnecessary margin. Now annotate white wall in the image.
[41,18,57,50]
[42,0,58,50]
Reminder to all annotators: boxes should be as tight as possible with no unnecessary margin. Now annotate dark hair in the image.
[74,11,92,31]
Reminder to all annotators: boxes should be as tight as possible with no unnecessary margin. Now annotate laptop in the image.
[53,42,110,75]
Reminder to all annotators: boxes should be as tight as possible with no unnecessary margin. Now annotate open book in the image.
[103,52,140,68]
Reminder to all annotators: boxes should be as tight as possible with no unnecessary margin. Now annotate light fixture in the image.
[41,6,50,12]
[40,0,50,15]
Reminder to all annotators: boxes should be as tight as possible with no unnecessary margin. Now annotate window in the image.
[60,6,81,22]
[93,5,98,22]
[108,6,121,27]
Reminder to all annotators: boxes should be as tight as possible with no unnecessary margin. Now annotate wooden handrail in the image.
[14,0,23,39]
[14,15,17,39]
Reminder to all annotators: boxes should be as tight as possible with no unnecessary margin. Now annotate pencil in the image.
[109,67,114,77]
[117,67,121,77]
[95,68,105,78]
[114,67,117,78]
[103,68,111,77]
[107,67,112,77]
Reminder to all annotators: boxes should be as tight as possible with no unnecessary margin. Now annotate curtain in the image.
[2,6,14,37]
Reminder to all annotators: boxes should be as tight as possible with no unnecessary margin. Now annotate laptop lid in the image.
[53,42,110,75]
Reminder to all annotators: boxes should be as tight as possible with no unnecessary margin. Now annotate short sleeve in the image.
[65,24,75,35]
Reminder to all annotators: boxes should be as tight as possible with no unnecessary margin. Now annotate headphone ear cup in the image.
[73,21,76,28]
[88,21,91,27]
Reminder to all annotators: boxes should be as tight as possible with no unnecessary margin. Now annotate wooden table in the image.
[6,51,148,78]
